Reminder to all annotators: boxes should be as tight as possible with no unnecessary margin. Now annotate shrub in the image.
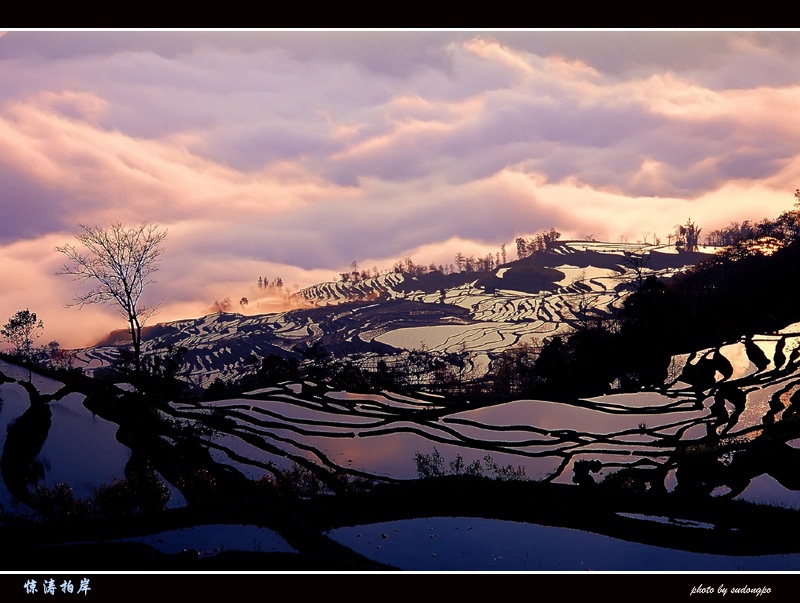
[92,468,171,518]
[29,482,89,521]
[413,449,525,481]
[414,448,445,478]
[275,463,326,498]
[449,454,483,476]
[483,454,527,481]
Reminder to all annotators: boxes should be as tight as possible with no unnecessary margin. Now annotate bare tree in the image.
[621,250,651,291]
[56,223,167,373]
[570,271,602,330]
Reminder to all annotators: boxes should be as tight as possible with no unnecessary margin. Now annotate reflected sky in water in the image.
[329,516,800,571]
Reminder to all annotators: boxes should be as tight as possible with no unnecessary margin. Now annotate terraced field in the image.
[8,240,800,569]
[74,241,715,387]
[10,320,800,509]
[4,322,800,569]
[154,321,800,505]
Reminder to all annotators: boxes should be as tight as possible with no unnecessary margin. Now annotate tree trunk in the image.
[129,315,142,374]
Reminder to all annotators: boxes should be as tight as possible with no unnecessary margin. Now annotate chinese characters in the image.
[23,578,91,595]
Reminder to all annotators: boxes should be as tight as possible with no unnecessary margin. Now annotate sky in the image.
[2,29,800,349]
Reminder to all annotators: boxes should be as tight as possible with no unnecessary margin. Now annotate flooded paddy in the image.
[328,516,800,571]
[5,337,800,571]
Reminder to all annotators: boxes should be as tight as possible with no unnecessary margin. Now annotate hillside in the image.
[6,238,800,571]
[75,241,715,388]
[4,313,800,570]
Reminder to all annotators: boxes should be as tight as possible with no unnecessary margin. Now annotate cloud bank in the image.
[2,30,799,347]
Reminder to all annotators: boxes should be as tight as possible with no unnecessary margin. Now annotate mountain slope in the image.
[74,241,715,388]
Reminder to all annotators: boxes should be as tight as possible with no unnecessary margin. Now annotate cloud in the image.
[3,30,800,347]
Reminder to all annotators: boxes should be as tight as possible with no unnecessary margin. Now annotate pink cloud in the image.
[4,31,800,348]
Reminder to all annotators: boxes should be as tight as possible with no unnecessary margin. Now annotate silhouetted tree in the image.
[2,309,44,380]
[2,309,44,363]
[454,252,466,273]
[675,219,702,252]
[621,250,651,291]
[56,223,167,373]
[492,341,538,397]
[543,228,561,249]
[212,297,232,313]
[139,345,191,400]
[45,341,76,371]
[258,354,299,384]
[515,237,528,259]
[515,229,561,259]
[572,273,603,330]
[464,255,475,273]
[297,341,332,382]
[531,328,618,399]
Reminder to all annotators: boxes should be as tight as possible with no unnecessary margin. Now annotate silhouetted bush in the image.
[275,463,326,498]
[414,448,445,478]
[91,467,171,518]
[24,467,172,521]
[28,482,89,521]
[257,354,300,384]
[414,449,525,481]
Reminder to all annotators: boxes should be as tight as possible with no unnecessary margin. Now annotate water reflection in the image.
[5,330,800,513]
[35,392,131,499]
[0,368,131,504]
[328,516,800,571]
[167,348,800,509]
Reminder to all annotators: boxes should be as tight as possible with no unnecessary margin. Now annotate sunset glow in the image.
[2,30,800,348]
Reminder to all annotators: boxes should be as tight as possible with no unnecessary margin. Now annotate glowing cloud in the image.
[2,30,799,347]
